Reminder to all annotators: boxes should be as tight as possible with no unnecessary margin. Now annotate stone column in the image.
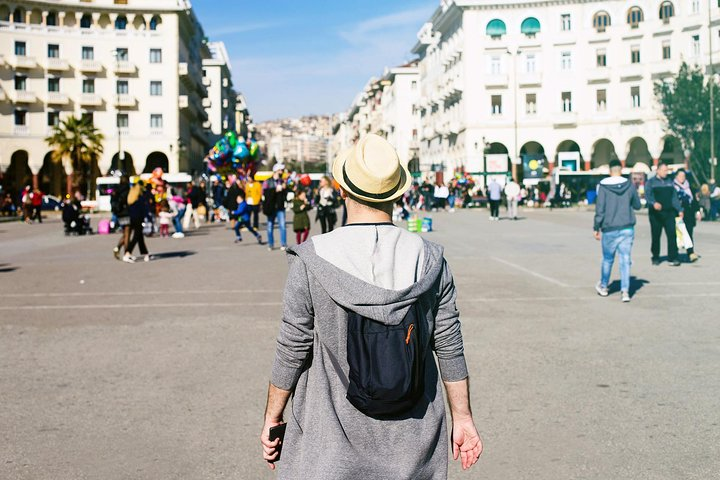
[32,173,39,190]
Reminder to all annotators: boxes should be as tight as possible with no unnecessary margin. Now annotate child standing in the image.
[232,191,263,244]
[157,200,175,238]
[292,189,311,244]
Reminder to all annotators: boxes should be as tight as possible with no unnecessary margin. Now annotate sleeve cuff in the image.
[438,355,469,382]
[271,360,303,391]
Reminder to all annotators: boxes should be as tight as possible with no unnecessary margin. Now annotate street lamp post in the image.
[507,48,521,182]
[111,49,125,173]
[708,0,716,183]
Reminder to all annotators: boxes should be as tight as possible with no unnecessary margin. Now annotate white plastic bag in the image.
[675,218,693,250]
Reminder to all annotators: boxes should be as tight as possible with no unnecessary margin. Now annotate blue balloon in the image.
[233,143,250,160]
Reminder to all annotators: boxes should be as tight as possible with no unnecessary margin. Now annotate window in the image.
[82,79,95,94]
[486,19,507,38]
[82,46,94,60]
[596,89,607,111]
[561,51,572,70]
[692,34,701,57]
[596,49,607,67]
[692,0,700,14]
[14,110,26,126]
[48,77,60,92]
[526,93,537,114]
[116,48,128,61]
[117,113,129,128]
[491,95,503,115]
[150,114,163,129]
[47,44,59,58]
[115,15,127,30]
[13,9,25,23]
[561,14,571,31]
[521,17,541,37]
[149,15,159,30]
[80,14,92,29]
[562,92,572,112]
[149,48,162,63]
[48,111,60,127]
[150,81,162,96]
[81,112,93,125]
[627,7,644,28]
[46,11,58,26]
[659,1,674,22]
[411,80,417,89]
[14,75,26,91]
[116,80,129,95]
[663,41,672,59]
[490,56,501,74]
[631,86,640,107]
[593,11,611,32]
[525,54,536,73]
[631,46,641,64]
[14,41,26,56]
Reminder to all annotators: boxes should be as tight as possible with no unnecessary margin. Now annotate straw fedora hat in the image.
[332,133,412,203]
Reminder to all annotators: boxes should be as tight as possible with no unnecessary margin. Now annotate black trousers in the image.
[649,211,678,261]
[685,221,696,255]
[489,200,500,218]
[319,213,335,234]
[127,220,148,256]
[248,204,260,229]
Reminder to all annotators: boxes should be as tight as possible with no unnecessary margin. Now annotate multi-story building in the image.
[413,0,718,183]
[203,41,235,143]
[258,115,333,170]
[235,93,252,140]
[0,0,210,197]
[379,62,421,173]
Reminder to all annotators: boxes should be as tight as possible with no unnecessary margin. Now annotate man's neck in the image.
[346,212,392,225]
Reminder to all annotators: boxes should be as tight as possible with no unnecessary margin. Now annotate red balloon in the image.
[300,174,312,187]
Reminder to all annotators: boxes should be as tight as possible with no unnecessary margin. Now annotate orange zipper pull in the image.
[405,324,415,345]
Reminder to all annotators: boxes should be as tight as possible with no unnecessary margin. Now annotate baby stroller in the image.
[62,200,93,235]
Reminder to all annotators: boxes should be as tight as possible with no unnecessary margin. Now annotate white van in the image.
[95,177,120,212]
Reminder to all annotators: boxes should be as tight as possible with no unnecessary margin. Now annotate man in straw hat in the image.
[261,133,482,478]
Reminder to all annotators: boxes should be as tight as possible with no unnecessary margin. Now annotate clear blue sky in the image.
[192,0,436,122]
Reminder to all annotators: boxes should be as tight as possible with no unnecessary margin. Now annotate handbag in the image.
[675,217,693,250]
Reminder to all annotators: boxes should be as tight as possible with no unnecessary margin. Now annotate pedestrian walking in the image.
[21,186,33,223]
[487,178,502,220]
[182,182,202,230]
[31,188,43,223]
[504,178,521,220]
[262,164,288,251]
[245,175,263,230]
[231,191,263,244]
[673,169,700,262]
[112,176,131,259]
[645,163,683,266]
[261,134,482,479]
[315,176,337,234]
[125,180,150,263]
[593,159,642,302]
[292,189,310,244]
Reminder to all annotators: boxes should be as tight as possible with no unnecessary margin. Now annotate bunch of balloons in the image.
[206,131,260,175]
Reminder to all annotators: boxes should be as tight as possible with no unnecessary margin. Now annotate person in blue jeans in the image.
[593,159,642,302]
[262,164,288,251]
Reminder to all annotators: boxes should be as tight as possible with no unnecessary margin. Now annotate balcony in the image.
[202,120,212,129]
[202,97,211,108]
[484,74,509,88]
[518,72,542,87]
[202,76,211,87]
[46,92,69,105]
[13,90,37,103]
[9,55,37,69]
[149,128,164,136]
[79,93,102,106]
[179,61,207,96]
[114,61,136,74]
[553,111,578,127]
[114,94,136,107]
[587,68,611,84]
[620,64,644,82]
[45,58,70,71]
[79,59,103,73]
[650,61,674,79]
[13,125,30,136]
[178,95,189,109]
[0,88,5,101]
[620,107,645,124]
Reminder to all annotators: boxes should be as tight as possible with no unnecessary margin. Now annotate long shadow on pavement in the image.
[608,276,649,296]
[151,250,197,260]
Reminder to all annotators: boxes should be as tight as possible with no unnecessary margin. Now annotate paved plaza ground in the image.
[1,208,719,479]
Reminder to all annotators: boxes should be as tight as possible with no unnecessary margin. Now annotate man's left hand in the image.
[260,418,285,470]
[593,231,601,241]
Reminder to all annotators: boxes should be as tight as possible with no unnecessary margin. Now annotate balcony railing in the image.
[79,59,103,72]
[0,88,5,101]
[178,95,189,109]
[114,94,136,107]
[79,93,102,106]
[484,74,509,88]
[202,76,211,86]
[9,55,37,69]
[587,68,611,84]
[202,97,211,108]
[553,111,578,127]
[13,125,30,136]
[518,72,542,87]
[45,58,70,71]
[46,92,69,105]
[114,61,136,74]
[13,90,37,103]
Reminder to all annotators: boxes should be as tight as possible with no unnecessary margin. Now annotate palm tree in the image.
[45,116,104,198]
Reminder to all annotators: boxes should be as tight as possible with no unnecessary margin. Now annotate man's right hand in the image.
[451,416,483,470]
[593,231,601,241]
[653,202,662,211]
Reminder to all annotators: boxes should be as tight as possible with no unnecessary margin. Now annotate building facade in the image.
[0,0,211,197]
[412,0,718,183]
[379,63,421,173]
[257,115,333,171]
[203,41,236,143]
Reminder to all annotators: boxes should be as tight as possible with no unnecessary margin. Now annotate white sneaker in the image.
[621,291,631,303]
[280,246,287,251]
[144,254,151,262]
[595,282,609,297]
[123,253,135,264]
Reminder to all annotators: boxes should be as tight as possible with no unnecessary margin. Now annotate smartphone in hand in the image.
[268,423,287,463]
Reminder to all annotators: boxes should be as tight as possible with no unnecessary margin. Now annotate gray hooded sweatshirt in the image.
[593,177,642,232]
[271,225,468,479]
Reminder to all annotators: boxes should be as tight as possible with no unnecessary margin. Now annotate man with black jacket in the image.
[645,163,683,266]
[262,164,288,251]
[111,176,131,259]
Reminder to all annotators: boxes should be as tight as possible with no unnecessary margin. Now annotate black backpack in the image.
[345,304,425,418]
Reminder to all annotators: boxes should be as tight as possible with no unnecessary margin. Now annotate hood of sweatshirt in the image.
[288,239,445,326]
[599,176,631,196]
